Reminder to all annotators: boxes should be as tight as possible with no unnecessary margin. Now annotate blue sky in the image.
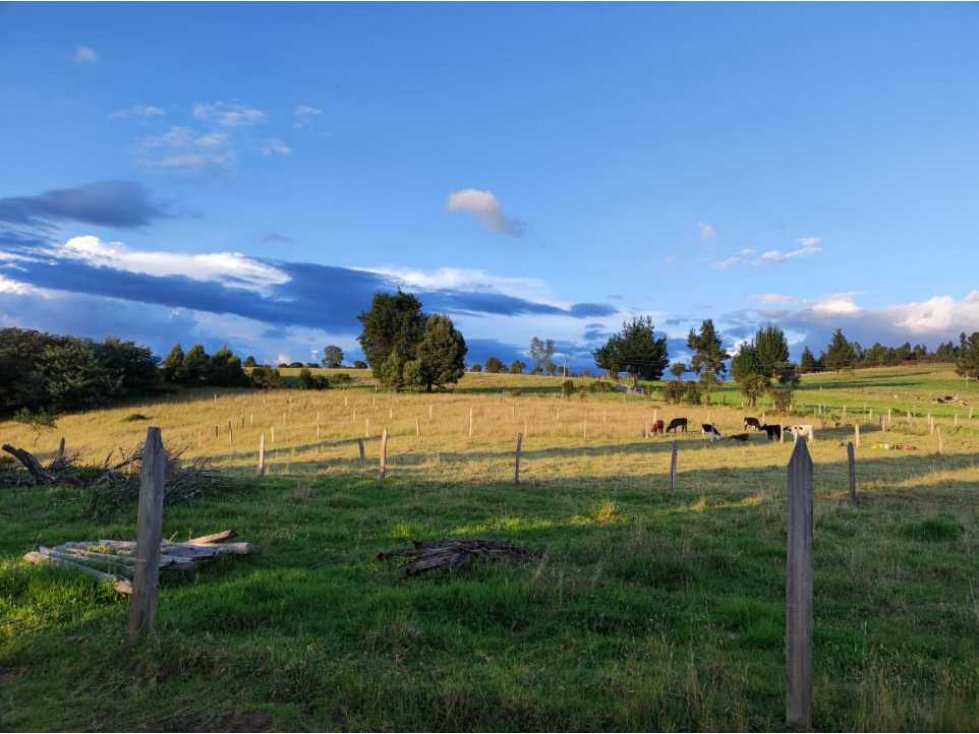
[1,3,978,368]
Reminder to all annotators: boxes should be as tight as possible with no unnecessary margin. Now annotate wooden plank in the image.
[847,441,857,505]
[186,529,237,544]
[786,439,813,730]
[25,550,133,595]
[127,426,166,645]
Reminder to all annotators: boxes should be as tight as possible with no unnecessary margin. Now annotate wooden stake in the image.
[847,441,857,504]
[937,426,943,455]
[379,429,388,479]
[57,437,65,462]
[854,423,860,450]
[468,407,474,439]
[514,432,523,484]
[669,440,678,491]
[365,418,370,438]
[127,427,166,645]
[257,433,266,476]
[270,426,275,444]
[357,438,366,465]
[415,417,420,437]
[786,439,813,731]
[428,404,433,421]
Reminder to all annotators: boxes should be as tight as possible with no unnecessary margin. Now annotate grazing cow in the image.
[787,424,814,440]
[650,419,665,435]
[761,424,782,440]
[743,416,763,431]
[666,417,688,433]
[701,423,722,440]
[728,432,750,442]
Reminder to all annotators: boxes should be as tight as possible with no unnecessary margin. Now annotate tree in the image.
[594,316,669,387]
[322,345,344,369]
[594,342,621,377]
[669,362,687,379]
[243,355,257,368]
[754,324,790,380]
[357,291,427,380]
[731,343,761,383]
[822,328,858,371]
[687,319,729,375]
[956,331,979,380]
[161,344,186,383]
[181,344,210,386]
[207,345,249,387]
[470,363,483,373]
[250,366,281,390]
[799,346,821,373]
[529,337,556,375]
[414,314,467,391]
[484,356,505,373]
[510,360,526,374]
[96,337,159,397]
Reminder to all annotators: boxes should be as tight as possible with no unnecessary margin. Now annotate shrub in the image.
[588,380,616,393]
[561,379,575,397]
[470,364,483,373]
[330,373,353,387]
[353,360,368,369]
[768,385,793,412]
[13,408,57,428]
[682,382,702,405]
[251,367,282,390]
[663,381,686,404]
[122,413,149,422]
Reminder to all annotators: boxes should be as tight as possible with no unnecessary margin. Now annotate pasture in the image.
[1,366,977,731]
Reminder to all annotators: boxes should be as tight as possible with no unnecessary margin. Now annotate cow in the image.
[761,424,782,440]
[701,423,722,440]
[666,417,688,433]
[743,416,763,431]
[728,432,750,442]
[650,419,665,435]
[787,424,814,440]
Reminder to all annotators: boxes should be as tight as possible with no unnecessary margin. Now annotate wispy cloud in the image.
[71,45,97,64]
[447,189,523,236]
[698,221,716,243]
[0,181,166,229]
[137,126,235,172]
[110,105,166,120]
[192,102,267,128]
[759,236,822,264]
[710,255,743,270]
[262,138,292,156]
[752,293,800,304]
[294,104,323,128]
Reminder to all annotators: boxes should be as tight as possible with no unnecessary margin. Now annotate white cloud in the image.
[58,235,289,295]
[71,46,97,64]
[360,266,554,305]
[447,188,523,236]
[710,255,743,270]
[698,222,716,242]
[137,126,235,171]
[886,290,979,335]
[753,293,800,304]
[262,138,292,156]
[740,248,755,256]
[294,104,323,128]
[811,293,861,316]
[0,273,49,297]
[110,105,165,120]
[759,236,822,264]
[192,102,267,128]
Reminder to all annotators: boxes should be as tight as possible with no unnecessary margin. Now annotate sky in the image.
[1,2,978,369]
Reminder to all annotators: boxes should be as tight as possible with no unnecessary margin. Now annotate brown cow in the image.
[650,419,665,435]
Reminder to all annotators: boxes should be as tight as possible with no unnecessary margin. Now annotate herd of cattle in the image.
[648,417,815,442]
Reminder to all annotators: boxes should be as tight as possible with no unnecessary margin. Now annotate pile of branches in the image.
[378,539,537,575]
[1,441,231,506]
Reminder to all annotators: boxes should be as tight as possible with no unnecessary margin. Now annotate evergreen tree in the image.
[414,314,468,391]
[686,319,729,375]
[161,344,186,383]
[754,324,790,379]
[509,360,526,374]
[822,328,857,371]
[182,344,210,386]
[799,346,821,373]
[956,331,979,380]
[484,356,505,373]
[357,291,427,380]
[593,316,668,386]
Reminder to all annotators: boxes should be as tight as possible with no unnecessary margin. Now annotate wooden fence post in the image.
[57,437,65,462]
[468,407,474,439]
[127,427,166,645]
[786,439,813,730]
[379,429,388,479]
[854,424,860,450]
[257,433,266,476]
[514,432,523,484]
[357,438,366,465]
[847,441,857,504]
[669,440,678,491]
[415,417,420,437]
[937,426,943,455]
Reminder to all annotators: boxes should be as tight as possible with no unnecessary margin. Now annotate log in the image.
[2,444,56,484]
[24,550,133,595]
[186,529,237,544]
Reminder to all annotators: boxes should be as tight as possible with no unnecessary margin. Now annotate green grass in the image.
[1,366,978,731]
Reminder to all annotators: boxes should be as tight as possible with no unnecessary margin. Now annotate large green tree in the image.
[754,324,790,379]
[161,344,186,383]
[412,314,468,391]
[687,319,729,375]
[956,331,979,380]
[357,291,427,381]
[322,345,344,369]
[821,328,858,371]
[593,316,669,386]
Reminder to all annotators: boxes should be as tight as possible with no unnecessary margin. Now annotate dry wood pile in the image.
[378,539,536,575]
[1,441,229,504]
[22,529,255,594]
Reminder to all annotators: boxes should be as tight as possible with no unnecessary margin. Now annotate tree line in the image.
[800,328,974,373]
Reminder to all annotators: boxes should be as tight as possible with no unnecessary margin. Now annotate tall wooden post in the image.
[379,429,388,479]
[937,427,943,455]
[127,427,166,645]
[853,424,860,450]
[468,407,474,439]
[357,438,366,465]
[257,433,266,476]
[786,439,813,731]
[669,440,678,491]
[514,432,523,484]
[847,441,857,504]
[415,417,420,437]
[57,437,65,462]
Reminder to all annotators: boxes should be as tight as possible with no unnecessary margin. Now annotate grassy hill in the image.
[1,365,976,730]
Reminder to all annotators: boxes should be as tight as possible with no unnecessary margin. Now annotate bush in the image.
[298,368,330,390]
[122,413,150,422]
[768,385,793,412]
[13,408,57,428]
[663,381,686,404]
[561,379,575,397]
[251,367,282,390]
[330,373,353,387]
[588,380,616,393]
[682,382,702,405]
[353,360,368,369]
[470,364,483,373]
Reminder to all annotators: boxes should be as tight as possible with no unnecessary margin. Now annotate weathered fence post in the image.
[937,426,943,455]
[415,417,420,437]
[357,438,366,465]
[847,441,857,504]
[379,429,388,479]
[57,437,65,462]
[786,439,814,730]
[257,433,266,476]
[854,424,860,450]
[468,407,474,440]
[514,432,523,484]
[127,427,166,645]
[669,440,678,491]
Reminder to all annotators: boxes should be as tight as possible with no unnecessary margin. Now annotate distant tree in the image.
[353,360,368,369]
[322,345,344,369]
[250,366,281,390]
[739,373,768,408]
[484,356,505,373]
[799,346,821,373]
[529,337,556,375]
[822,328,858,372]
[669,362,687,379]
[298,367,329,390]
[594,341,621,378]
[182,345,210,386]
[687,319,729,375]
[509,360,526,374]
[754,324,790,380]
[207,346,249,387]
[42,339,116,412]
[243,355,257,368]
[161,344,186,383]
[413,314,468,391]
[956,331,979,380]
[95,337,159,397]
[731,343,761,383]
[357,290,427,381]
[470,363,483,373]
[698,369,720,404]
[594,316,669,387]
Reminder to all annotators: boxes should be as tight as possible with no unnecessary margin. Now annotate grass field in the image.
[1,366,977,731]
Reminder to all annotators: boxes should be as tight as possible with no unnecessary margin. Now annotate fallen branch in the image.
[1,444,55,484]
[378,539,536,575]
